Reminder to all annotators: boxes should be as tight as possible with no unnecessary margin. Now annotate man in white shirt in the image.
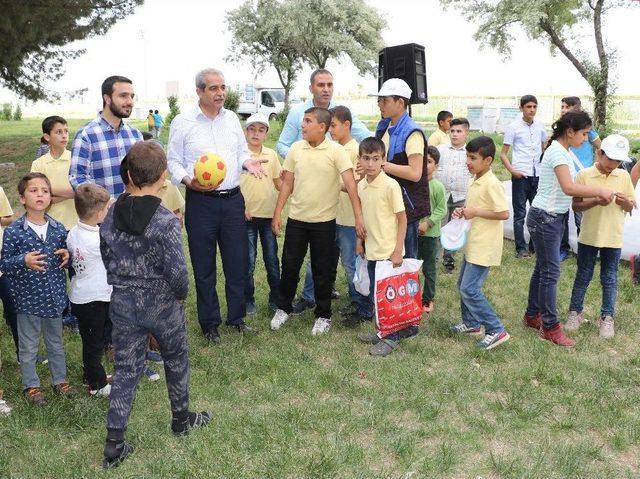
[500,95,548,258]
[167,68,266,343]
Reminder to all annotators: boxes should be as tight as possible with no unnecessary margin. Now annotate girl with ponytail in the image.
[523,110,614,347]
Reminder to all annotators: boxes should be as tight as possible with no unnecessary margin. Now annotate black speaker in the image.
[378,43,428,104]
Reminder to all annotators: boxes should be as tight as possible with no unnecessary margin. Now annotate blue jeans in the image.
[404,220,419,259]
[525,207,566,329]
[17,314,67,389]
[512,176,539,253]
[0,274,18,360]
[246,217,280,307]
[457,259,504,335]
[336,225,370,315]
[569,243,621,317]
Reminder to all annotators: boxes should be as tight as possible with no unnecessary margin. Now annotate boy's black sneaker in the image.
[171,411,213,436]
[103,440,135,469]
[204,327,220,344]
[341,312,369,328]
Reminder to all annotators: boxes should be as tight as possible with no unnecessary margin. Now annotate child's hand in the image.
[355,216,367,240]
[24,251,47,272]
[271,216,282,236]
[418,222,428,235]
[390,250,403,267]
[54,249,69,268]
[451,207,464,219]
[355,242,364,257]
[461,207,476,220]
[597,187,615,205]
[614,192,634,210]
[245,210,252,221]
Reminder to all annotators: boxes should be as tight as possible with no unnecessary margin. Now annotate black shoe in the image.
[232,323,257,335]
[331,289,340,300]
[339,303,358,316]
[103,440,135,469]
[204,327,220,344]
[171,411,213,436]
[443,263,455,274]
[398,325,420,340]
[516,250,531,258]
[292,297,315,315]
[341,312,368,328]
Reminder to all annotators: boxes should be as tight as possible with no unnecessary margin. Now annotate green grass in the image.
[1,119,639,478]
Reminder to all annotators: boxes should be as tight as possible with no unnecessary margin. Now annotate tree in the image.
[165,95,180,127]
[224,89,240,113]
[12,104,22,121]
[226,0,303,109]
[0,0,143,101]
[289,0,386,76]
[440,0,633,130]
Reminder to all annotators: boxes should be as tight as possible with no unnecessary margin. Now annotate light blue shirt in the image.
[531,140,577,214]
[276,98,372,158]
[570,127,598,168]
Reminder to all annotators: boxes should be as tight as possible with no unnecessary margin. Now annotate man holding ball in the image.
[167,68,265,343]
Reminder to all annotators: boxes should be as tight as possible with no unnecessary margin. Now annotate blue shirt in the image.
[570,127,599,168]
[0,215,68,318]
[69,114,143,197]
[276,99,372,158]
[531,140,577,214]
[153,113,163,128]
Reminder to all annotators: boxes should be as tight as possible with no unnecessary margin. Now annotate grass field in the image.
[0,118,639,478]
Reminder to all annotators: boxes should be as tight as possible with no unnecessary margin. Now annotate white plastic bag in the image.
[440,218,471,252]
[353,255,370,296]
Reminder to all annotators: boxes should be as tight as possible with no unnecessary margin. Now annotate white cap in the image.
[370,78,412,100]
[600,134,631,162]
[245,112,270,129]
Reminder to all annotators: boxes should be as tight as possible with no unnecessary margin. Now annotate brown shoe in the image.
[540,323,575,347]
[523,312,542,330]
[53,382,77,396]
[24,387,47,405]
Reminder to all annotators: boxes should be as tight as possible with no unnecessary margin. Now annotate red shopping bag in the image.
[374,259,423,337]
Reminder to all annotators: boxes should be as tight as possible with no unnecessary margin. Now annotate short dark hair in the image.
[450,117,470,129]
[436,110,453,123]
[154,110,158,114]
[149,109,153,113]
[466,136,496,160]
[391,95,409,109]
[101,75,132,104]
[310,69,332,85]
[304,107,331,133]
[426,145,440,164]
[125,142,167,188]
[18,172,51,196]
[359,137,386,157]
[141,131,153,141]
[329,105,352,127]
[520,95,538,107]
[74,183,110,220]
[561,96,581,108]
[41,115,67,135]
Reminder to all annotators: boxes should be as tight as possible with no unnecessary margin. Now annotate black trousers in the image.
[71,301,109,390]
[277,219,337,319]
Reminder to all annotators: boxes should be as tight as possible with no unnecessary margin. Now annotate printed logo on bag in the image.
[384,278,420,302]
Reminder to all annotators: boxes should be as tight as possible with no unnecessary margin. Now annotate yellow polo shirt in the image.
[240,146,281,219]
[159,180,185,213]
[31,149,77,230]
[464,170,508,267]
[428,128,450,147]
[0,187,14,251]
[358,171,405,261]
[283,138,352,223]
[381,131,424,157]
[336,138,359,227]
[575,166,636,248]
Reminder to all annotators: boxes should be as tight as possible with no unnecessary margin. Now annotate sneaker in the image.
[103,440,135,469]
[599,315,615,339]
[540,323,575,347]
[559,249,570,262]
[246,302,256,315]
[146,350,164,364]
[399,325,420,340]
[53,382,77,395]
[311,318,331,336]
[171,410,212,436]
[90,384,112,397]
[476,330,510,350]
[357,331,381,344]
[448,322,483,336]
[565,311,584,331]
[144,366,160,382]
[204,327,221,344]
[422,300,434,313]
[369,338,399,357]
[292,297,315,315]
[523,312,542,330]
[0,399,12,415]
[270,309,289,331]
[516,250,531,258]
[24,387,46,405]
[443,263,455,274]
[341,312,368,328]
[339,303,358,316]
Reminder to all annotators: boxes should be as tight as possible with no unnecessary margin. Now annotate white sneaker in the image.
[89,383,111,397]
[0,399,11,416]
[565,310,584,331]
[311,318,331,336]
[270,309,289,331]
[599,315,615,339]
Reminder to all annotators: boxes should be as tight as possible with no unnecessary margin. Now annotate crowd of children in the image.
[0,81,637,468]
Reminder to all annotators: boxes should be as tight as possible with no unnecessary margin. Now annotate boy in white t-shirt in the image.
[67,183,113,397]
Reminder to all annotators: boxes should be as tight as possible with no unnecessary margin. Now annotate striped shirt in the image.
[69,115,143,197]
[531,140,577,214]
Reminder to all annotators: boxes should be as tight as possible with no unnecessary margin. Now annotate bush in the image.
[12,104,22,121]
[1,103,11,121]
[224,89,240,113]
[165,95,180,127]
[275,107,289,125]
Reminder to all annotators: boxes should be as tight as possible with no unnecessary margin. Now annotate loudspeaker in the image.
[378,43,428,104]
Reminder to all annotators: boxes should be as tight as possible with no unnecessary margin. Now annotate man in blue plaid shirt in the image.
[69,76,143,197]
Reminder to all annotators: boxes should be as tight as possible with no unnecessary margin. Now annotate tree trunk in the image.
[592,0,608,130]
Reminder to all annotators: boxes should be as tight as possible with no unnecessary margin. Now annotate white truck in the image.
[237,85,288,120]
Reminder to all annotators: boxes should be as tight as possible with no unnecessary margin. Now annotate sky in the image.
[1,0,639,111]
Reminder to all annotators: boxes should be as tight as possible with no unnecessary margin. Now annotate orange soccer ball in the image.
[194,152,226,188]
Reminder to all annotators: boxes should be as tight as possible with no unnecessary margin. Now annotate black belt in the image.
[197,186,240,198]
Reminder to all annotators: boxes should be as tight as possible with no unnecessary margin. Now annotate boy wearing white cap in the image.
[566,134,636,338]
[241,113,282,314]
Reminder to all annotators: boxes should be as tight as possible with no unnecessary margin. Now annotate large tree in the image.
[440,0,631,130]
[0,0,143,101]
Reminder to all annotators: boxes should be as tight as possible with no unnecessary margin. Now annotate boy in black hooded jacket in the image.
[99,141,210,468]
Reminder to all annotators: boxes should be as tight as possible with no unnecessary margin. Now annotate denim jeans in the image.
[404,220,419,259]
[569,243,621,317]
[525,207,566,329]
[0,274,18,360]
[512,176,539,253]
[457,259,504,335]
[17,314,67,389]
[336,225,370,315]
[443,197,465,265]
[246,217,280,307]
